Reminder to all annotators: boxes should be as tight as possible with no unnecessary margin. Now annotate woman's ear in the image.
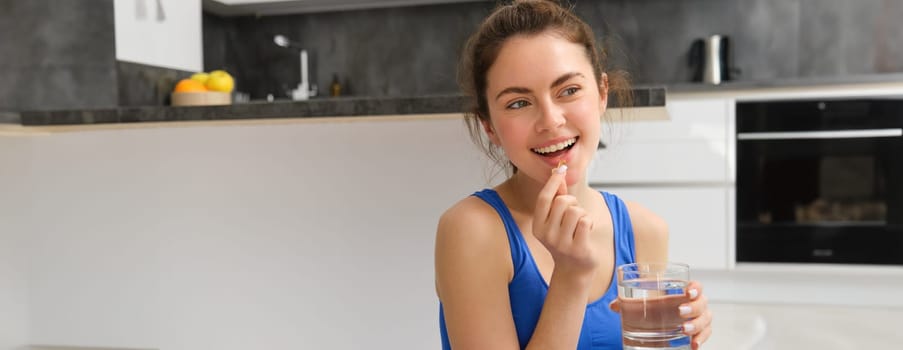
[598,72,610,111]
[480,117,501,146]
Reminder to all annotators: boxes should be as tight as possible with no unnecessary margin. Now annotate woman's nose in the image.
[535,102,566,132]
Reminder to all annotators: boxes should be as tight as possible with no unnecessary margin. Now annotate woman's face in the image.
[482,31,607,186]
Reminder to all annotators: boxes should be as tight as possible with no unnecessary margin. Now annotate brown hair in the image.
[458,0,632,174]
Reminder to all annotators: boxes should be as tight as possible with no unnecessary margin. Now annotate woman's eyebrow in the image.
[550,72,583,89]
[494,72,584,101]
[495,86,531,101]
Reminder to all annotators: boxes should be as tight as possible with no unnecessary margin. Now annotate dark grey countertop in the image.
[14,87,666,126]
[667,73,903,93]
[9,73,903,126]
[0,112,19,124]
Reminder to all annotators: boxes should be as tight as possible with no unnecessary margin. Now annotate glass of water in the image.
[617,262,691,350]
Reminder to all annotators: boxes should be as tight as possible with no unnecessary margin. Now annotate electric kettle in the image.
[689,35,738,84]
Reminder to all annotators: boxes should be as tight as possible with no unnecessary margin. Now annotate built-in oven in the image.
[736,98,903,265]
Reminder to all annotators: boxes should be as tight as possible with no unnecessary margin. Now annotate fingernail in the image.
[679,305,692,316]
[683,322,695,333]
[689,289,699,299]
[554,164,568,174]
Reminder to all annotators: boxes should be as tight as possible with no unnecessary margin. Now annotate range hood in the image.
[203,0,488,16]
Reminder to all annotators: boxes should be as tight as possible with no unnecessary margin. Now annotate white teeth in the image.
[532,137,577,154]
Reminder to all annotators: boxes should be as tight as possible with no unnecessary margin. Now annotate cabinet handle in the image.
[737,128,902,140]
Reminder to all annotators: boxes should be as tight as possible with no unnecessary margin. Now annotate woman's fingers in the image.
[543,194,577,241]
[682,303,712,336]
[533,165,568,225]
[691,312,712,350]
[686,281,703,301]
[530,163,599,271]
[559,205,586,243]
[679,293,708,319]
[679,281,711,348]
[573,216,593,245]
[679,280,706,319]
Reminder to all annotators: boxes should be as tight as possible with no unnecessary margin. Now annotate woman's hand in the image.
[679,281,712,349]
[531,165,598,278]
[609,281,712,350]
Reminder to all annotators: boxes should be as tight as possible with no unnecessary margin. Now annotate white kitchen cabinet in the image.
[603,186,730,270]
[590,97,734,270]
[590,141,728,184]
[114,0,203,72]
[589,98,734,185]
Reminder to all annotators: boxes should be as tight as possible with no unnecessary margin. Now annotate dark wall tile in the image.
[0,1,115,67]
[117,61,193,107]
[205,2,493,99]
[566,0,800,84]
[2,0,902,112]
[873,0,903,73]
[837,0,880,75]
[203,0,903,98]
[731,0,800,81]
[0,65,117,112]
[579,0,721,84]
[835,0,903,75]
[799,0,903,77]
[0,0,116,111]
[799,0,848,76]
[203,12,231,73]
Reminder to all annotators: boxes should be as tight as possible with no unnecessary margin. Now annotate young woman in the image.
[435,1,713,349]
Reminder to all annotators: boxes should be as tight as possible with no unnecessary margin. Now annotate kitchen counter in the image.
[0,112,18,124]
[667,73,903,101]
[14,73,903,126]
[14,87,666,126]
[667,72,903,93]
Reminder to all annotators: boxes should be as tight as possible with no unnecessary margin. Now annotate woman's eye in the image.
[561,87,580,96]
[506,100,530,109]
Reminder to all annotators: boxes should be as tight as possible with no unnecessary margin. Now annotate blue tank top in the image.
[439,189,637,349]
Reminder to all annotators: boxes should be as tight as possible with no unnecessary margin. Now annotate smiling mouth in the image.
[531,137,578,157]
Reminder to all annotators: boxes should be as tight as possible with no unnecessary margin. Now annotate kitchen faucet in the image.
[274,34,316,100]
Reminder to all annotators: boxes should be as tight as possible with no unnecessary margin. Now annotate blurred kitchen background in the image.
[3,1,903,350]
[2,0,903,113]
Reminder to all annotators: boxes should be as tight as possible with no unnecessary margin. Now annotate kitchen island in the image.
[0,112,512,349]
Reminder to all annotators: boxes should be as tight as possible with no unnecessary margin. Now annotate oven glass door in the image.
[737,130,903,265]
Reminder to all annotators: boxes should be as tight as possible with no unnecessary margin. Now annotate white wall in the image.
[114,0,203,72]
[12,117,498,349]
[0,136,31,350]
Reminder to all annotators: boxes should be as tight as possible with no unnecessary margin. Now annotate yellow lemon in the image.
[205,70,234,92]
[190,72,209,84]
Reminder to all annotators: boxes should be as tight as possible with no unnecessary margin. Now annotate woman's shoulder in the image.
[435,192,514,285]
[597,191,665,231]
[436,193,506,246]
[621,198,669,262]
[621,199,667,234]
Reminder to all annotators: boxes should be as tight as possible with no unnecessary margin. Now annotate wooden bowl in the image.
[171,91,232,106]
